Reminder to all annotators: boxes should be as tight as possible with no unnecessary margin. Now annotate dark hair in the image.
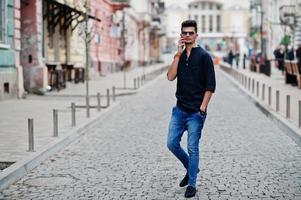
[181,20,197,33]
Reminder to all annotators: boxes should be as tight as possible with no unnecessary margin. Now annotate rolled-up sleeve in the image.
[203,54,216,93]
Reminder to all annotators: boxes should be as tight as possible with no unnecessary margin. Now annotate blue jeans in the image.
[167,106,206,187]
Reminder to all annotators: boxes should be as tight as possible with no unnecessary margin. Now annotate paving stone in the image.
[1,70,300,199]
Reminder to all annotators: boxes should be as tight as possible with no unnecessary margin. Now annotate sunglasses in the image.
[181,31,195,36]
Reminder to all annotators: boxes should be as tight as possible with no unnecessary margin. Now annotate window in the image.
[209,15,213,32]
[217,5,221,10]
[4,82,9,93]
[194,15,198,21]
[202,2,206,10]
[217,15,221,32]
[209,3,213,10]
[202,15,206,32]
[188,14,191,20]
[0,0,5,43]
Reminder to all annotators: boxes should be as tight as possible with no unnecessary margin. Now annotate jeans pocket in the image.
[199,111,207,121]
[199,110,206,116]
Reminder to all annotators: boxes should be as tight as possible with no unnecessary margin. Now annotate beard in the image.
[185,40,194,45]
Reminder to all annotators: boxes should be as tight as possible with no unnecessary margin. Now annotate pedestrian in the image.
[296,43,301,71]
[228,50,234,67]
[286,45,295,60]
[235,51,240,68]
[274,45,285,73]
[273,46,280,69]
[166,19,216,198]
[243,53,247,69]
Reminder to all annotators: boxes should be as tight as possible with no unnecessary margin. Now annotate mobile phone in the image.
[180,39,185,50]
[181,42,185,50]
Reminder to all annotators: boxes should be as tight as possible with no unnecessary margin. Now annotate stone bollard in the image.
[299,101,301,127]
[137,77,140,88]
[71,103,76,126]
[276,90,280,112]
[262,84,265,101]
[286,95,290,118]
[256,81,259,97]
[53,109,58,137]
[133,78,137,89]
[106,89,110,107]
[268,86,272,106]
[28,118,34,152]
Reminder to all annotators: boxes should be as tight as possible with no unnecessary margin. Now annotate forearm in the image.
[167,56,180,81]
[200,91,213,111]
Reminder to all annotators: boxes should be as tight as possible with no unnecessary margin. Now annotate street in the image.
[1,70,300,200]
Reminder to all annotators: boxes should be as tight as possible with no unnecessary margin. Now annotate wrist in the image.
[200,105,207,112]
[174,52,181,58]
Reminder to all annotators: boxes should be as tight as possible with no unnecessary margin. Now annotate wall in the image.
[21,0,46,91]
[0,0,18,100]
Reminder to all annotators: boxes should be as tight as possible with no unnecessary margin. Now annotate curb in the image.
[219,68,301,146]
[0,102,120,191]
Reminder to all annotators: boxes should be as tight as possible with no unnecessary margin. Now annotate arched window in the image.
[209,3,213,10]
[194,15,198,21]
[209,15,213,32]
[188,1,223,33]
[217,15,221,32]
[202,15,206,32]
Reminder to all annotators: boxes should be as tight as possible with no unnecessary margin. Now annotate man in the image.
[228,49,234,67]
[166,20,216,198]
[296,44,301,72]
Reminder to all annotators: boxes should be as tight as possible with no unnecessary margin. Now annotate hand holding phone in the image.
[177,37,186,54]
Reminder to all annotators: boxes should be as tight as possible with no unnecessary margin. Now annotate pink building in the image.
[90,0,128,75]
[20,0,45,91]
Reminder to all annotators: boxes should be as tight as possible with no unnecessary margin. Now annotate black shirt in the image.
[176,46,216,113]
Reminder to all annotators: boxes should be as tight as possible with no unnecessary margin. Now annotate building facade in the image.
[165,0,250,55]
[0,0,165,100]
[0,0,24,100]
[250,0,301,59]
[21,0,45,91]
[21,0,126,90]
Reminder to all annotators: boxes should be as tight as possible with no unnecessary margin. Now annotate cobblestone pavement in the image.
[0,62,167,163]
[1,70,301,200]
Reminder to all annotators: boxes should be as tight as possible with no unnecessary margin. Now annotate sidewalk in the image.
[219,62,301,141]
[0,62,168,166]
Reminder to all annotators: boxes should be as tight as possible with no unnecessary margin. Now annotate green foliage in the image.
[280,35,291,46]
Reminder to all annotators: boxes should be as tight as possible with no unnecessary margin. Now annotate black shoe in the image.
[184,186,196,198]
[179,173,189,187]
[179,169,200,187]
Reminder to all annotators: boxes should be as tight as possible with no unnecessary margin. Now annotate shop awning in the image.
[43,0,101,33]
